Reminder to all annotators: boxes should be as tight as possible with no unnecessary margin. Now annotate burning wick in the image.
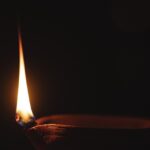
[16,30,36,129]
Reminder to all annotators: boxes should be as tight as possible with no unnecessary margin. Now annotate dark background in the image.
[0,1,150,149]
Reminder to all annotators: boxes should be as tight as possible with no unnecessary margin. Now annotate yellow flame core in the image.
[16,32,34,124]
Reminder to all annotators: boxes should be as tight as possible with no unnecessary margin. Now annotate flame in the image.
[16,31,34,125]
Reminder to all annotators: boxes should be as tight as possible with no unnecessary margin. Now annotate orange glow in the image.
[16,31,34,124]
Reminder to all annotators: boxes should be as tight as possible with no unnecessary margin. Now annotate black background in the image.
[0,1,150,149]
